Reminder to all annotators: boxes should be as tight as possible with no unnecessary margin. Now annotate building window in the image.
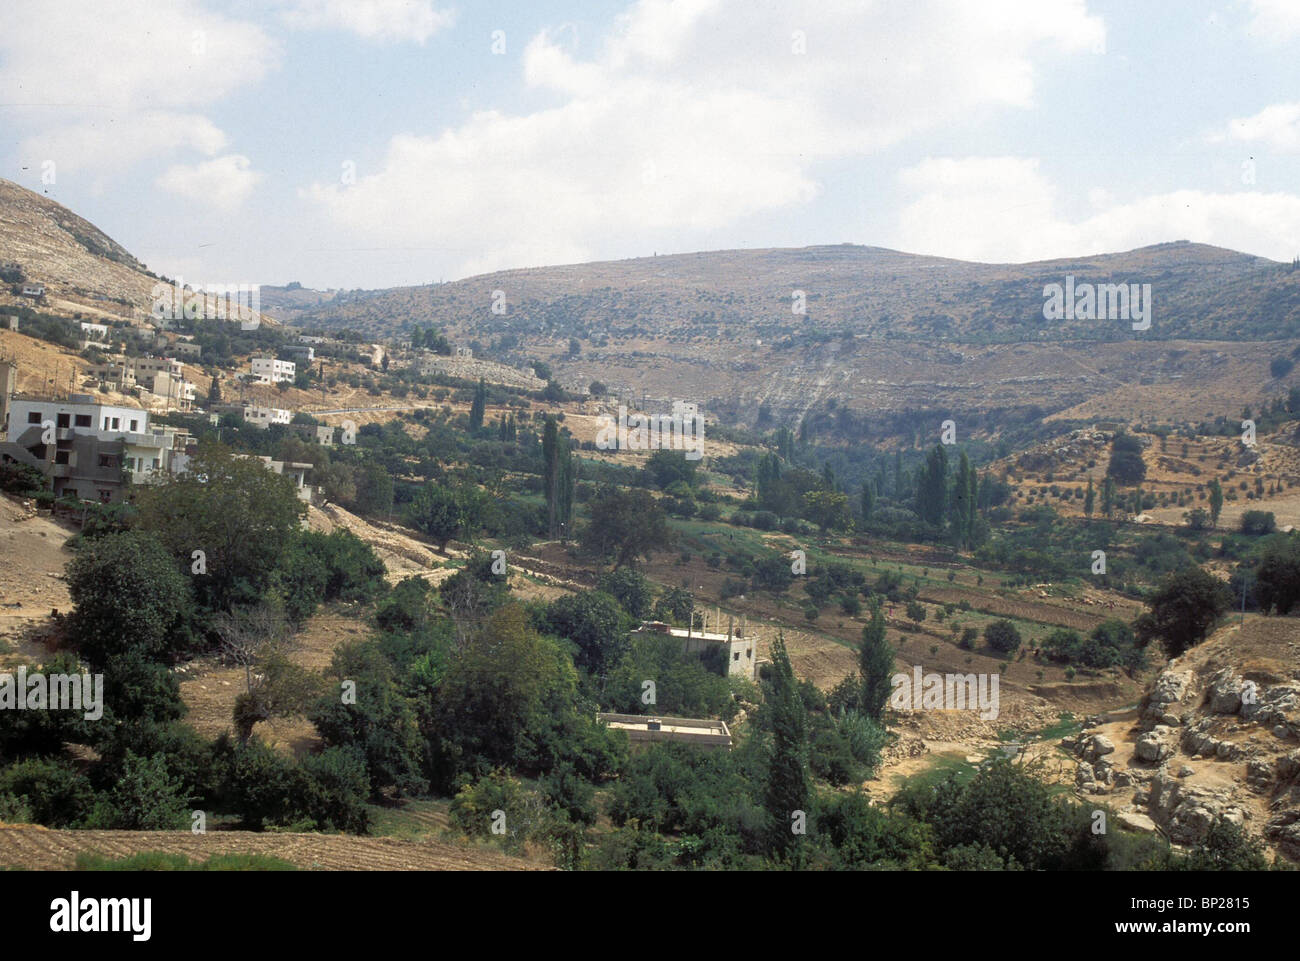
[98,455,116,468]
[57,413,70,429]
[74,414,91,427]
[98,489,112,503]
[27,411,41,424]
[733,652,741,661]
[152,458,160,469]
[130,419,139,432]
[55,451,70,465]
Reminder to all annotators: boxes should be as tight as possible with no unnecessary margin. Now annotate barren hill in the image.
[0,178,159,319]
[293,241,1300,426]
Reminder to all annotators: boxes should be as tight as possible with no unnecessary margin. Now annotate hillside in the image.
[291,241,1300,425]
[0,178,159,320]
[297,242,1300,344]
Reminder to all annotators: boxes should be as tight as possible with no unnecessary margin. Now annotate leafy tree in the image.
[423,604,622,791]
[309,640,427,796]
[597,568,654,619]
[653,587,694,625]
[984,619,1022,655]
[645,449,697,491]
[913,445,949,528]
[545,590,629,674]
[1255,535,1300,615]
[1172,818,1270,871]
[860,482,875,525]
[469,378,487,433]
[1106,433,1147,486]
[764,634,810,863]
[542,418,576,539]
[408,481,486,551]
[1208,479,1224,527]
[136,443,306,613]
[921,758,1075,870]
[65,529,194,667]
[581,487,672,569]
[299,746,371,834]
[803,489,852,532]
[0,758,94,827]
[858,605,894,722]
[1134,567,1231,657]
[93,751,192,829]
[1083,479,1095,519]
[1240,510,1276,535]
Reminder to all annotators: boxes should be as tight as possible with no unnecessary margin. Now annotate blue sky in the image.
[2,0,1298,290]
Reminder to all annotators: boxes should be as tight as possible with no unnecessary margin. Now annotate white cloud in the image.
[0,0,276,110]
[1211,102,1300,153]
[20,112,228,176]
[281,0,455,44]
[1244,0,1300,41]
[0,1,273,186]
[894,155,1300,263]
[304,0,1105,275]
[157,155,263,210]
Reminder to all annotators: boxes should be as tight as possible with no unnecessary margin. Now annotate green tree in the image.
[1254,535,1300,615]
[544,590,629,673]
[136,443,306,613]
[914,445,949,528]
[581,487,672,569]
[542,417,576,539]
[764,634,810,863]
[1083,478,1095,519]
[65,529,194,668]
[1208,479,1224,528]
[469,378,487,433]
[98,751,193,829]
[859,604,894,722]
[408,481,485,551]
[1134,567,1231,657]
[984,619,1022,655]
[860,482,875,525]
[597,568,654,619]
[1106,433,1147,486]
[653,587,694,626]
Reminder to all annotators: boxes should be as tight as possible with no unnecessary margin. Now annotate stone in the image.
[1136,726,1176,763]
[1117,811,1158,833]
[1214,740,1239,760]
[1082,734,1115,761]
[1208,669,1244,715]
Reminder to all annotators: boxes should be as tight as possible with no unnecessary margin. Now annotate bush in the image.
[984,620,1022,655]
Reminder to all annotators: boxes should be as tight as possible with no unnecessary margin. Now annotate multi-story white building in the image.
[1,395,188,500]
[250,356,296,384]
[241,404,292,429]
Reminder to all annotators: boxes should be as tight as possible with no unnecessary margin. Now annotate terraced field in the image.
[0,826,547,871]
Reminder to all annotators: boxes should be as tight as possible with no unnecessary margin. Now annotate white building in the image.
[632,614,759,681]
[250,356,296,384]
[242,404,292,429]
[2,394,188,497]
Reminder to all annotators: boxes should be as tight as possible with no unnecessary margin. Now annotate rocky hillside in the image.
[0,178,159,319]
[1064,616,1300,862]
[289,241,1300,425]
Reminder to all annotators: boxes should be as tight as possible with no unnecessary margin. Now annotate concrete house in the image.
[633,612,759,681]
[250,356,296,384]
[0,394,186,501]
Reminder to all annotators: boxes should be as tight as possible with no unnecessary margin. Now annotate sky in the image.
[1,0,1298,291]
